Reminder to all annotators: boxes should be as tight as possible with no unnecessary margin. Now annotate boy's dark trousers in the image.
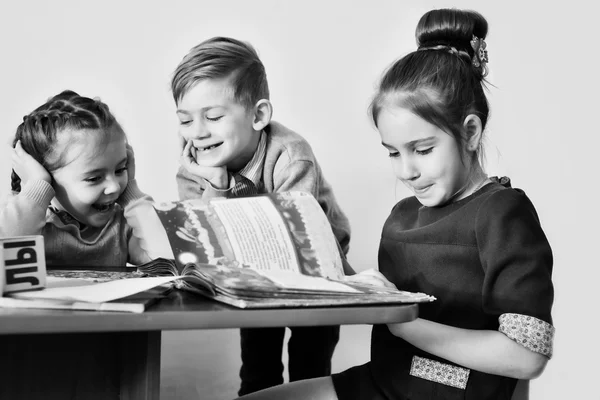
[238,325,340,395]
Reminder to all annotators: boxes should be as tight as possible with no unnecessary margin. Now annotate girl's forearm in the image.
[124,196,174,264]
[0,180,53,237]
[387,318,548,380]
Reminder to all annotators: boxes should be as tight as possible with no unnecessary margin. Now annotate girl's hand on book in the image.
[344,268,397,289]
[180,139,229,189]
[11,140,51,185]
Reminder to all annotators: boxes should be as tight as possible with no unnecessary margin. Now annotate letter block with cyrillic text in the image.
[1,235,46,294]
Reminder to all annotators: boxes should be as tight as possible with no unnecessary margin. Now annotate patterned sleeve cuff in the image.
[498,313,555,358]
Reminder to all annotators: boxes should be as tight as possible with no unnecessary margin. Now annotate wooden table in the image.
[0,290,418,400]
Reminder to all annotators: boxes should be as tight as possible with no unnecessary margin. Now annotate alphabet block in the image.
[1,235,46,294]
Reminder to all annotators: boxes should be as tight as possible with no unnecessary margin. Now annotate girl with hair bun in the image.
[236,8,554,400]
[0,90,172,266]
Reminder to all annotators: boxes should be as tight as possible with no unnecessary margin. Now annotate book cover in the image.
[46,268,144,283]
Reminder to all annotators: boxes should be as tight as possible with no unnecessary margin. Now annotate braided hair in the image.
[11,90,123,192]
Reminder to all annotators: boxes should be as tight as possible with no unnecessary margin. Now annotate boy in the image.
[171,36,352,396]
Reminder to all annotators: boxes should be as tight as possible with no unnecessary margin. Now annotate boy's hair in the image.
[171,36,270,109]
[370,8,490,163]
[11,90,124,192]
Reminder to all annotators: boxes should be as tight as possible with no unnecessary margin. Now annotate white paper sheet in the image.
[9,276,179,303]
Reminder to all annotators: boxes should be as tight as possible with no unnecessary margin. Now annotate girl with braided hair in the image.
[0,90,172,266]
[236,8,554,400]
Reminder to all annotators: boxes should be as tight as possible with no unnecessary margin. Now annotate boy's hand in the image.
[11,140,51,185]
[344,268,397,289]
[180,139,229,189]
[125,142,136,181]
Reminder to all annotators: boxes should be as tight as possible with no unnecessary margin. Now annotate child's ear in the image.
[463,114,483,154]
[252,99,273,131]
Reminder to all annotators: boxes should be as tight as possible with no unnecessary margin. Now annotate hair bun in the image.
[416,9,487,48]
[416,9,489,77]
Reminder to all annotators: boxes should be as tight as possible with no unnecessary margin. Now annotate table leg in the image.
[121,330,162,400]
[0,330,161,400]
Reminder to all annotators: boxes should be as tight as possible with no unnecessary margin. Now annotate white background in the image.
[1,0,597,398]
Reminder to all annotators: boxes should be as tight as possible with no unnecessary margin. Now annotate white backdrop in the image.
[1,1,597,398]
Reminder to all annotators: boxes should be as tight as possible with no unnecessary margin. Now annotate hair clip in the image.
[470,35,489,69]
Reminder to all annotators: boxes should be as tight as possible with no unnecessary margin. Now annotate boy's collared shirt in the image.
[200,130,266,196]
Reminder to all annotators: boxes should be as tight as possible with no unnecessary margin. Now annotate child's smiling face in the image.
[377,106,474,207]
[51,127,128,228]
[176,77,261,172]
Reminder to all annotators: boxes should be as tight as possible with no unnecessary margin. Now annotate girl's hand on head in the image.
[125,142,136,181]
[11,140,51,185]
[344,268,398,289]
[180,139,229,190]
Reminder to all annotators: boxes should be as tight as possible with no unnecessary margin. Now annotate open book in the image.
[139,191,435,309]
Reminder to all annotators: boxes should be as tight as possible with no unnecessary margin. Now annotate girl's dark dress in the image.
[332,178,554,400]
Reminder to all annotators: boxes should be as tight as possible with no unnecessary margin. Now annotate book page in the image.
[277,192,344,280]
[153,192,346,280]
[210,197,300,272]
[256,270,360,293]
